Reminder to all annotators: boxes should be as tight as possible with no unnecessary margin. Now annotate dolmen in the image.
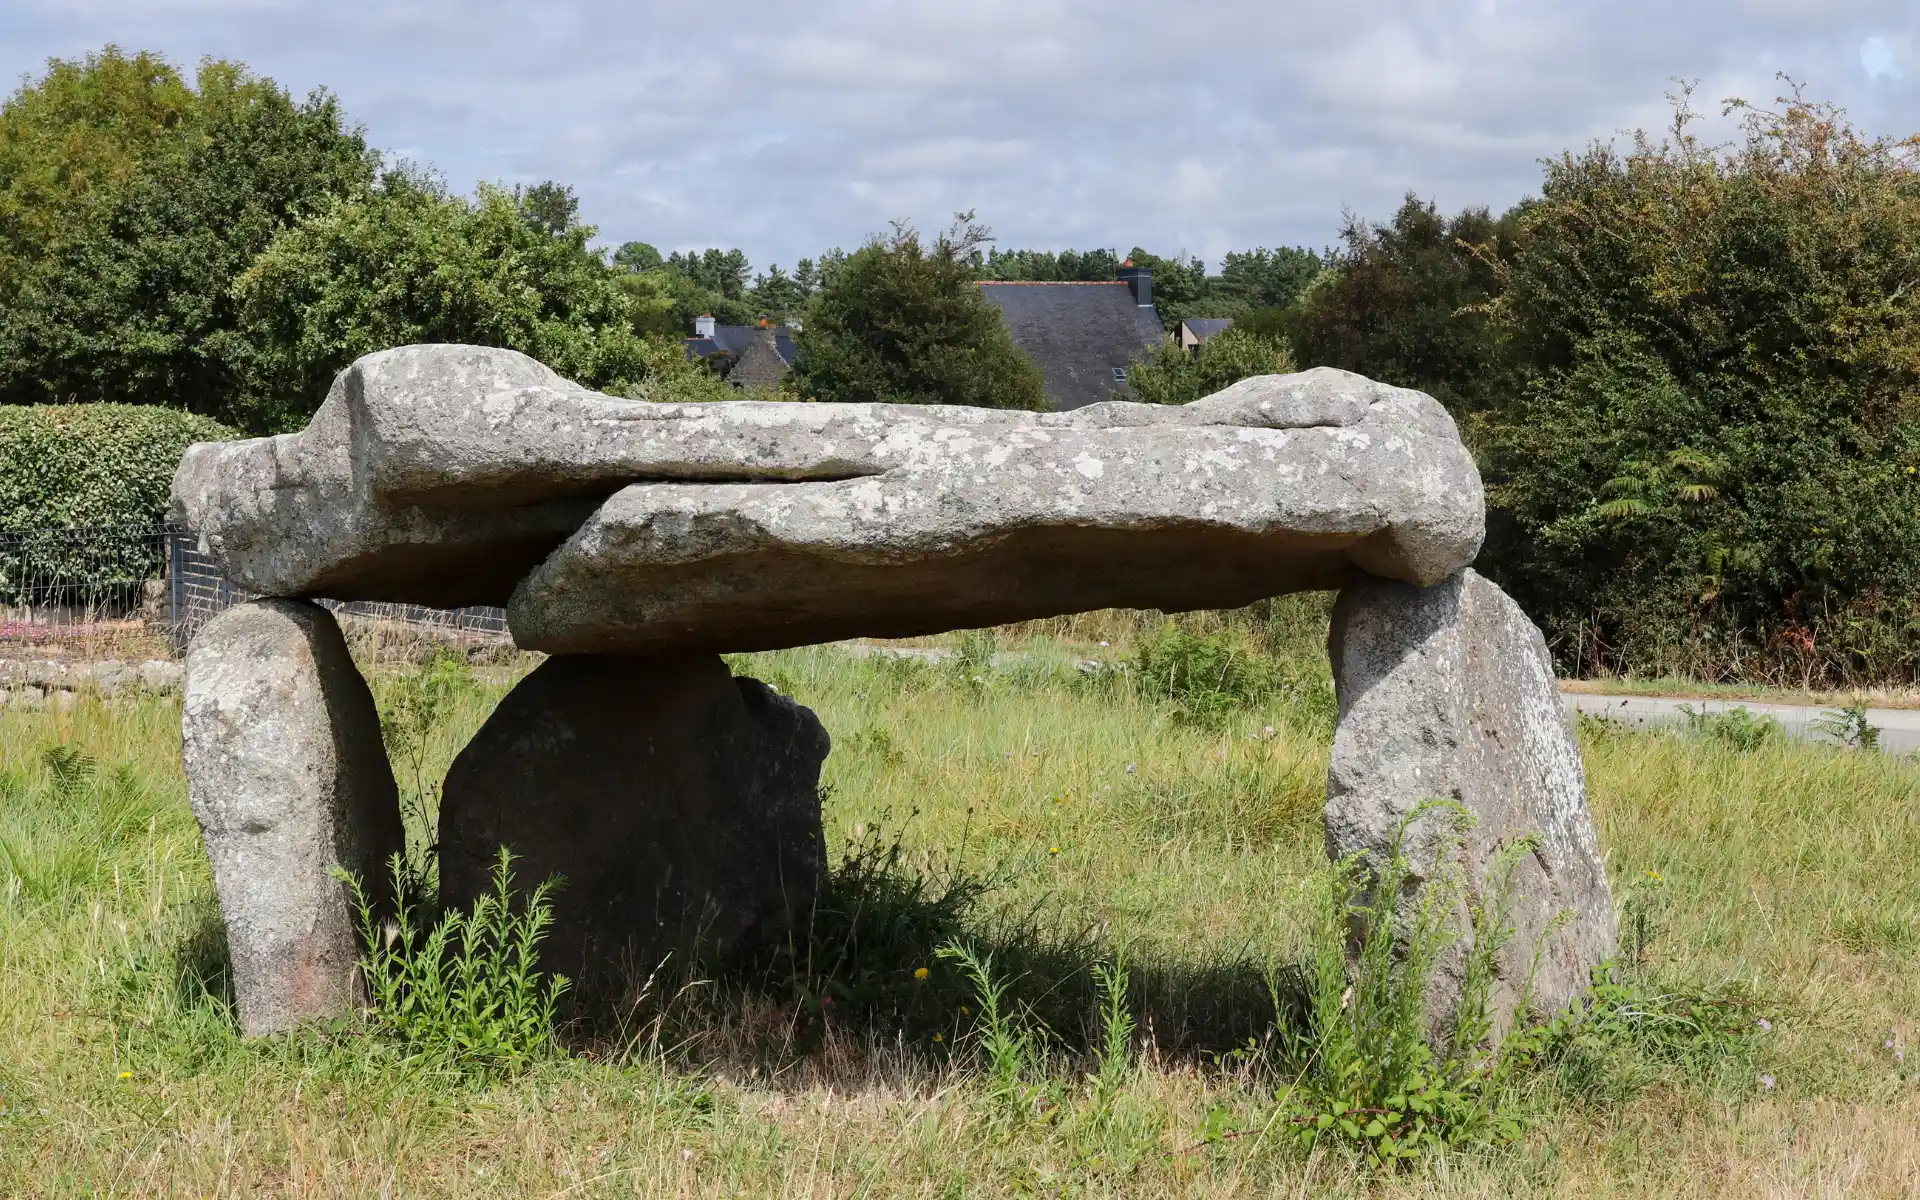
[172,344,1614,1036]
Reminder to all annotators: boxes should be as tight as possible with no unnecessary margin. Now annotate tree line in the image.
[6,51,1918,683]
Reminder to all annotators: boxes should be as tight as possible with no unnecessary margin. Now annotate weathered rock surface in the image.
[1326,569,1616,1030]
[171,346,1484,641]
[181,600,403,1036]
[438,653,829,982]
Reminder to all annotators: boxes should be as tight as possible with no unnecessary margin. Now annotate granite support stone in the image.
[181,599,404,1036]
[1326,569,1617,1031]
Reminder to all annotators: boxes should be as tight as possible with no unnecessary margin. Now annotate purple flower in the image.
[1759,1073,1776,1091]
[1755,1018,1772,1033]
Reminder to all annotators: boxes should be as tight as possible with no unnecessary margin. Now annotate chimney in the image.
[694,313,717,338]
[1118,259,1153,308]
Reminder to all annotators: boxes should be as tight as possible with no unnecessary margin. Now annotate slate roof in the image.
[978,282,1166,411]
[1182,318,1234,342]
[685,325,798,368]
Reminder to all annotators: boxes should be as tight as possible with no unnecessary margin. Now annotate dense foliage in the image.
[1294,90,1920,683]
[0,50,377,431]
[1485,95,1920,681]
[0,403,238,531]
[1286,198,1515,415]
[234,173,662,425]
[0,51,730,435]
[792,215,1046,409]
[0,403,239,603]
[1124,327,1296,407]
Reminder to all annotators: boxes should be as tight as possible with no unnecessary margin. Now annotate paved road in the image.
[1560,692,1920,752]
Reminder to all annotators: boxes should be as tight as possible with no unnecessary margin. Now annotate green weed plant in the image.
[1274,803,1542,1166]
[339,848,569,1077]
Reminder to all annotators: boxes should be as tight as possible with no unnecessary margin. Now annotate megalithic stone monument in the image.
[172,344,1612,1031]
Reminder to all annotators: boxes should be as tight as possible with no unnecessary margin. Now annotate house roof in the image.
[1181,318,1234,341]
[978,281,1165,411]
[685,325,798,366]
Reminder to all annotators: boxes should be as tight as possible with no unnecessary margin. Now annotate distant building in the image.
[685,315,798,390]
[1177,318,1234,357]
[977,262,1165,410]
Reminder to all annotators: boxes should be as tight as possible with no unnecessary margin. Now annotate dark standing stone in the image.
[437,654,829,983]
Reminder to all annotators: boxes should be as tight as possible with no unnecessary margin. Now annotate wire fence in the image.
[0,523,511,655]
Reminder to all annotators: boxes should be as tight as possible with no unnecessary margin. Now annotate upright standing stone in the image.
[438,654,829,984]
[182,600,403,1036]
[1326,569,1616,1031]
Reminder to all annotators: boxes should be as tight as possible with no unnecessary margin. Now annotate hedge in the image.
[0,404,242,606]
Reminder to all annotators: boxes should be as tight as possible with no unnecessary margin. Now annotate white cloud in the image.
[2,0,1918,271]
[1861,33,1907,80]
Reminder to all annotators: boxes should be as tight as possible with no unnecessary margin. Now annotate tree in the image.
[1475,88,1920,681]
[979,247,1120,281]
[667,248,751,299]
[1124,327,1296,406]
[516,181,578,236]
[0,53,377,430]
[1123,246,1203,321]
[792,213,1046,409]
[613,240,663,272]
[0,46,198,296]
[749,264,808,322]
[233,171,658,426]
[1216,246,1323,311]
[1286,195,1518,414]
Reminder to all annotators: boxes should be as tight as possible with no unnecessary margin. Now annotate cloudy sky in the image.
[3,2,1917,273]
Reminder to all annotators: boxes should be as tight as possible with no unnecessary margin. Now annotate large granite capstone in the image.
[172,345,1486,651]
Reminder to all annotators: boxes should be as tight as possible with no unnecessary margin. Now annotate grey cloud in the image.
[2,0,1918,271]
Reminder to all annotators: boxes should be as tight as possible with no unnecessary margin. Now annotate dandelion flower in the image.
[117,1071,131,1080]
[933,1033,944,1043]
[1048,846,1061,856]
[913,967,929,981]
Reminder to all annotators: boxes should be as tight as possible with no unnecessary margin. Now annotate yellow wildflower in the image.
[117,1071,131,1080]
[913,967,929,981]
[1048,846,1061,856]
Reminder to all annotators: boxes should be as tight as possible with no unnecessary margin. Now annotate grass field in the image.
[2,624,1918,1197]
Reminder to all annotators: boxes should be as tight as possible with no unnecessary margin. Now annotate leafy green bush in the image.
[1124,326,1295,406]
[1131,624,1274,727]
[340,849,570,1076]
[0,404,240,604]
[1484,93,1920,683]
[1295,88,1920,684]
[0,403,239,531]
